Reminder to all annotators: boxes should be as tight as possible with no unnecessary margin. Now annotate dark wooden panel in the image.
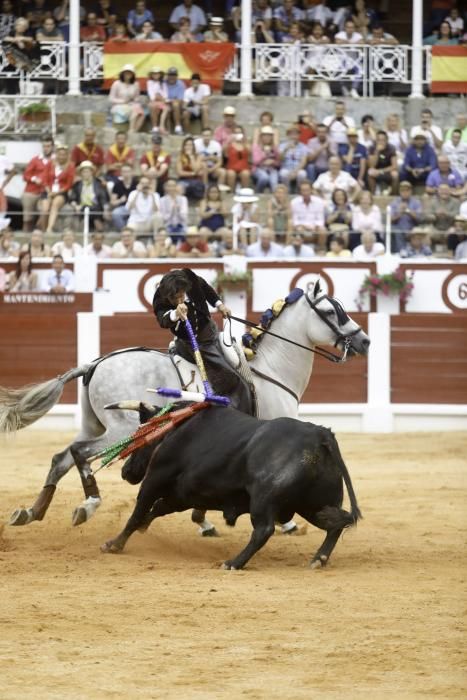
[100,316,172,356]
[0,306,82,402]
[391,314,467,404]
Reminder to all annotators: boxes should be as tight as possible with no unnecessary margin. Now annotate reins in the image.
[227,312,353,364]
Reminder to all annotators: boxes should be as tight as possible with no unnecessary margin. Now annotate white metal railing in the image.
[0,95,56,135]
[0,42,433,96]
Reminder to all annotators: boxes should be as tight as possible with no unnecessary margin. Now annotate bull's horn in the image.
[104,400,154,412]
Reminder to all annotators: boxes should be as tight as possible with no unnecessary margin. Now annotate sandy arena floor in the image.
[0,430,465,699]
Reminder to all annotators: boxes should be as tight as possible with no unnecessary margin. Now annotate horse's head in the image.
[305,280,370,358]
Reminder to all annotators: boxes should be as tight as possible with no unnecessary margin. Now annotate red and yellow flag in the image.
[431,46,467,94]
[103,41,236,90]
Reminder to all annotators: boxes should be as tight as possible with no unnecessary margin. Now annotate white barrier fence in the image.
[0,42,431,97]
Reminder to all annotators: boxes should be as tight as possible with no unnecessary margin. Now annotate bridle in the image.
[304,293,363,363]
[227,292,364,403]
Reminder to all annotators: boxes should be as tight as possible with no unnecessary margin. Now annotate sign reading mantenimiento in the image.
[2,293,76,303]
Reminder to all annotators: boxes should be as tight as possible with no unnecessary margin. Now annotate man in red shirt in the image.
[21,135,54,232]
[140,134,171,195]
[71,127,105,175]
[105,130,135,181]
[176,226,211,257]
[80,12,107,42]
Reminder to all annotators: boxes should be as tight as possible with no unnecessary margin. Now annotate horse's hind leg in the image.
[9,445,75,526]
[69,428,126,527]
[191,508,219,537]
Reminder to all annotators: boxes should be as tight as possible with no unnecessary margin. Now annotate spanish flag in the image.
[431,46,467,93]
[103,41,236,90]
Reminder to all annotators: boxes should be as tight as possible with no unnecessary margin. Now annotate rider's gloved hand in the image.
[175,303,188,321]
[218,303,231,319]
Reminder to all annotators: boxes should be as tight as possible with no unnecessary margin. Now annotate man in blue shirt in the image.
[169,0,207,34]
[338,128,367,186]
[279,126,308,192]
[46,255,75,293]
[390,181,422,252]
[425,155,465,197]
[400,134,437,188]
[127,1,154,37]
[165,67,186,135]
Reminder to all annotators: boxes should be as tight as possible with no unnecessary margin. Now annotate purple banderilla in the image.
[155,318,230,406]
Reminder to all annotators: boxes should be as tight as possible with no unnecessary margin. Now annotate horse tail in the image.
[323,430,362,525]
[0,364,93,433]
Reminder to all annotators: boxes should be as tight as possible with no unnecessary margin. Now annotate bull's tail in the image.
[0,364,93,433]
[323,431,362,525]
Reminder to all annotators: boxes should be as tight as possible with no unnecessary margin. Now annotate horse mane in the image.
[242,288,304,358]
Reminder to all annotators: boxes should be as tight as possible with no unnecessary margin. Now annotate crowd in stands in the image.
[0,98,466,268]
[1,1,466,52]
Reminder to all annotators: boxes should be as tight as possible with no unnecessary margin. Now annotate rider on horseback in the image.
[152,268,253,414]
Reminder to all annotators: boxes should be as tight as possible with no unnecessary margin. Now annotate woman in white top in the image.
[357,114,377,151]
[385,113,408,158]
[351,190,383,249]
[109,64,145,132]
[51,228,83,260]
[6,251,39,291]
[147,68,169,134]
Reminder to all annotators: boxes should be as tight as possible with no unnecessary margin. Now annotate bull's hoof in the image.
[72,506,87,527]
[200,526,219,537]
[100,540,124,554]
[221,561,238,570]
[310,555,328,570]
[9,508,34,526]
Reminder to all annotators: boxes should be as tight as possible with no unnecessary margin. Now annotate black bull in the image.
[101,403,362,570]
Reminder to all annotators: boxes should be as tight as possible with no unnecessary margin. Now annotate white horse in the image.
[0,281,369,530]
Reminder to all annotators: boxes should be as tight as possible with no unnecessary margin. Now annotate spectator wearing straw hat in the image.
[204,16,228,42]
[176,225,211,258]
[252,125,280,193]
[214,106,238,148]
[68,161,109,232]
[399,228,433,258]
[232,187,260,244]
[109,64,145,133]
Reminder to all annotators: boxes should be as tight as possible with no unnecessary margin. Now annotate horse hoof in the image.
[200,526,219,537]
[310,555,327,570]
[100,541,122,554]
[221,562,237,570]
[72,506,87,527]
[9,508,33,526]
